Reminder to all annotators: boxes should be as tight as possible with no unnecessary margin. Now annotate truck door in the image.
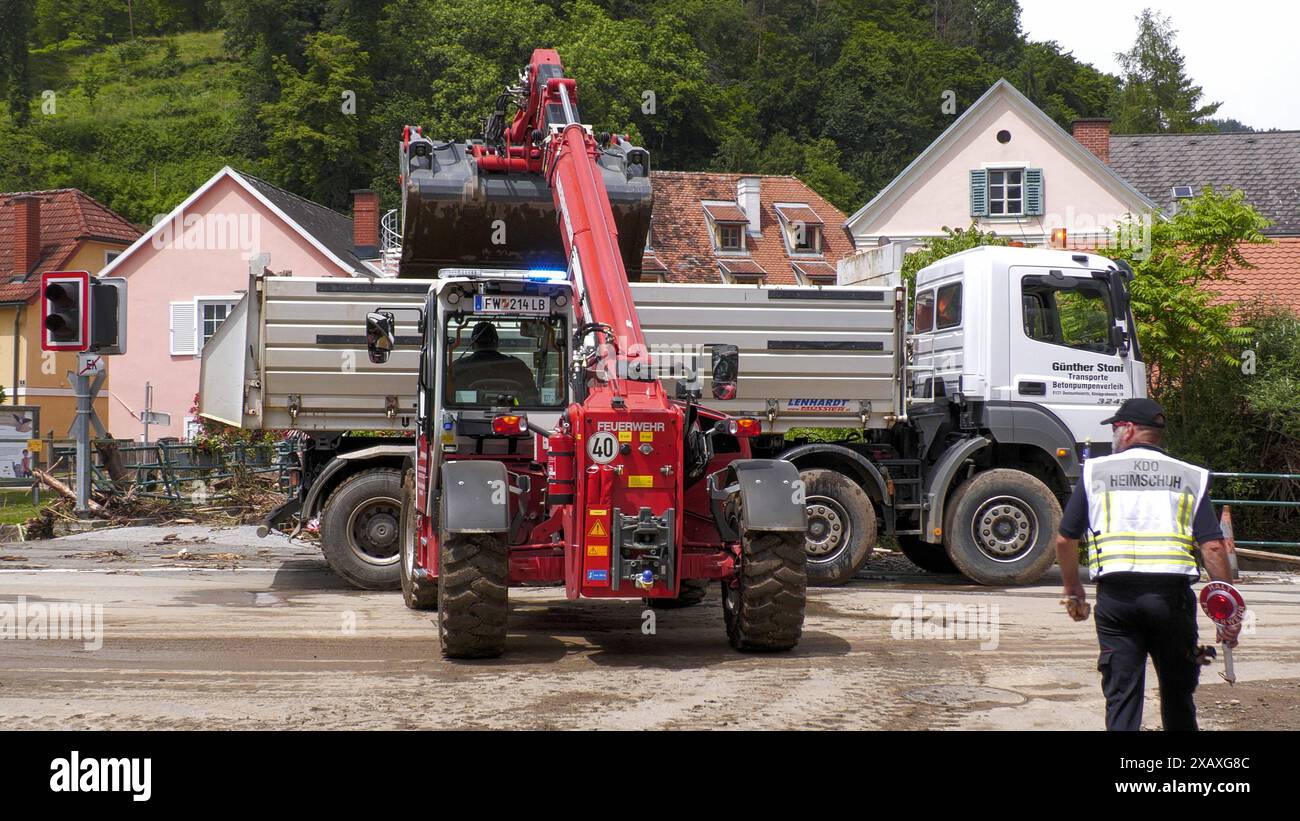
[1010,266,1136,452]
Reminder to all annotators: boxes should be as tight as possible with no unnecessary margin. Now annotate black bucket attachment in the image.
[398,136,652,279]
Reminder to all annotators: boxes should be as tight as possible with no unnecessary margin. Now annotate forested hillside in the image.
[0,0,1128,222]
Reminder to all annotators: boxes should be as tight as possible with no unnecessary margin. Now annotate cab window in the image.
[1022,274,1114,354]
[935,283,962,330]
[444,313,567,409]
[914,289,934,333]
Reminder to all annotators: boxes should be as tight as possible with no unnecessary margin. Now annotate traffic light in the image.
[42,271,89,351]
[41,271,128,354]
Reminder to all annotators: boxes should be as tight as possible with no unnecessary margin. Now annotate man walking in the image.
[1055,398,1241,731]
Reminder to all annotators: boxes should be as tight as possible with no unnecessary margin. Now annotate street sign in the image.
[77,354,105,376]
[141,411,171,426]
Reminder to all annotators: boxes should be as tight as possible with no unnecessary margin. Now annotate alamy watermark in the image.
[891,594,1000,650]
[0,596,103,651]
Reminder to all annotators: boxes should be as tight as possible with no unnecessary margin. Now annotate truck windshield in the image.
[444,313,567,409]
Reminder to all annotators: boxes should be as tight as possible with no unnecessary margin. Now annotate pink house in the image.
[100,167,383,440]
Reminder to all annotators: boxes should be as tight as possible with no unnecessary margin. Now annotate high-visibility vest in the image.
[1082,448,1207,579]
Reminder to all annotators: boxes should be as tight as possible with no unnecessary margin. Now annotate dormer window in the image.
[718,222,745,251]
[774,204,824,255]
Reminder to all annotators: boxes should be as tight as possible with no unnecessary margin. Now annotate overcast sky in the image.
[1018,0,1300,130]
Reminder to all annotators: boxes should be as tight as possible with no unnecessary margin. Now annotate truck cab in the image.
[910,245,1144,474]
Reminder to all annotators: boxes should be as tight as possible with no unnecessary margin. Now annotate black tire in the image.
[723,521,806,652]
[801,468,877,586]
[644,578,710,609]
[896,534,959,574]
[437,531,509,659]
[319,469,403,590]
[399,470,438,610]
[942,469,1061,585]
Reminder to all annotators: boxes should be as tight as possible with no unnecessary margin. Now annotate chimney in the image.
[12,195,42,275]
[1072,118,1111,164]
[351,189,379,258]
[736,176,762,234]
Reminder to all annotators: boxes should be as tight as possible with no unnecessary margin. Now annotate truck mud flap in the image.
[441,461,512,534]
[709,459,806,540]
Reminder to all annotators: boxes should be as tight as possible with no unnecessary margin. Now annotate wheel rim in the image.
[804,494,850,563]
[346,496,402,566]
[969,495,1038,563]
[402,494,417,580]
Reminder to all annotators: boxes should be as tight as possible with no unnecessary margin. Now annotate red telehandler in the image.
[365,49,807,658]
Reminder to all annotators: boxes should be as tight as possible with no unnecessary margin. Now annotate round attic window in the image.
[996,129,1012,144]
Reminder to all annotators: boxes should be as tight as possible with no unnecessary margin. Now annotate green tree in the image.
[1113,9,1220,133]
[900,224,1009,288]
[1106,187,1270,424]
[256,32,374,210]
[0,0,34,126]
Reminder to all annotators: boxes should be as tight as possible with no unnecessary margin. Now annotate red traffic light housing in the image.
[42,271,90,352]
[40,271,127,355]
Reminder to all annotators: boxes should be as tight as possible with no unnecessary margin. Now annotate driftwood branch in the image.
[32,468,105,514]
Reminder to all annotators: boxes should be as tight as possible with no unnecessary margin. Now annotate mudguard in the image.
[921,436,990,544]
[711,459,806,536]
[440,460,512,534]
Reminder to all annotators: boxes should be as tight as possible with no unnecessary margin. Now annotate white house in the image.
[843,79,1156,252]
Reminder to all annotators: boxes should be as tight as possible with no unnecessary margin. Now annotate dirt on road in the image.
[1,525,1298,730]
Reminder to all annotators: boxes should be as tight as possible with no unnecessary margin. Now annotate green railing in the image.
[43,438,292,504]
[1210,471,1300,550]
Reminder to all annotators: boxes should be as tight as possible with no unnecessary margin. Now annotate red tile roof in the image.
[1216,237,1300,313]
[774,204,823,226]
[645,171,854,284]
[702,203,749,223]
[0,189,139,303]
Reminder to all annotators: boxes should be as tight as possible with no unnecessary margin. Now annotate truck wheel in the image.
[399,471,437,610]
[723,512,806,652]
[437,531,509,659]
[644,578,710,609]
[942,469,1060,586]
[801,469,876,586]
[320,469,403,590]
[896,534,959,574]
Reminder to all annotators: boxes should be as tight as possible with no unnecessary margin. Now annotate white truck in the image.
[200,245,1144,587]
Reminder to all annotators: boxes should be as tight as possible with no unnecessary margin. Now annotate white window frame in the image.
[196,295,239,354]
[986,167,1025,217]
[716,222,746,252]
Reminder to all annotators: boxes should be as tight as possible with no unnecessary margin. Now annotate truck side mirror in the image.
[1109,325,1129,357]
[710,344,740,401]
[366,311,396,364]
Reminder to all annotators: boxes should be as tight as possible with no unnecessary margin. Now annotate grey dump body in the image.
[198,274,433,433]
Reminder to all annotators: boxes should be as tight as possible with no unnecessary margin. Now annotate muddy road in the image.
[2,525,1298,730]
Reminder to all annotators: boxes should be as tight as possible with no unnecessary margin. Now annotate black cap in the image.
[1100,397,1166,428]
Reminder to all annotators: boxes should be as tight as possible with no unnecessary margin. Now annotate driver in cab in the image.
[450,321,538,404]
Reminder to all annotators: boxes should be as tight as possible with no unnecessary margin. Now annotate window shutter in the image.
[969,169,988,217]
[170,301,196,355]
[1024,168,1044,216]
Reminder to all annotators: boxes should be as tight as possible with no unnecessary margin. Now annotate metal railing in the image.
[1210,471,1300,550]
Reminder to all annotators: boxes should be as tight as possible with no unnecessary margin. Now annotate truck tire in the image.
[644,578,710,609]
[801,468,877,586]
[399,471,437,610]
[896,534,959,574]
[723,511,806,652]
[437,531,509,659]
[942,469,1060,586]
[320,469,403,590]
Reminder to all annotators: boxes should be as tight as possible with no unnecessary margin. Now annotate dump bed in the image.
[630,282,904,433]
[201,276,904,435]
[199,275,433,432]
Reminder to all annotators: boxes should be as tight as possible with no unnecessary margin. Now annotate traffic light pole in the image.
[74,372,91,516]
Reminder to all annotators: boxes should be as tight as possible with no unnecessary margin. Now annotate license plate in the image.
[473,294,550,314]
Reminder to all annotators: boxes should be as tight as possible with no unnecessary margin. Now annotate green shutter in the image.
[1025,168,1044,216]
[970,169,988,217]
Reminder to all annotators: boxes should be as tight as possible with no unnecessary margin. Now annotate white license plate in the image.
[473,294,550,314]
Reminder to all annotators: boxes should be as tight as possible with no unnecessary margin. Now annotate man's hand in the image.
[1217,621,1241,649]
[1061,582,1090,621]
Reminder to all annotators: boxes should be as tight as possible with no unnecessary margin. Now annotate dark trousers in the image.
[1095,575,1200,731]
